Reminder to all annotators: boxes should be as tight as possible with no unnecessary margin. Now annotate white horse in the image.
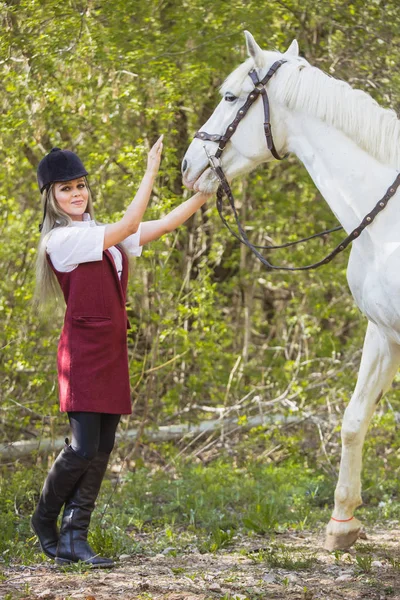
[182,31,400,551]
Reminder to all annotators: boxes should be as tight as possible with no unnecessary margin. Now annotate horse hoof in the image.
[324,526,361,551]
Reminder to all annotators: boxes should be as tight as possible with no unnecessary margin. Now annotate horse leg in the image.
[324,322,400,551]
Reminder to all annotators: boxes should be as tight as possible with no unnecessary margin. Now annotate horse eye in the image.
[224,93,237,103]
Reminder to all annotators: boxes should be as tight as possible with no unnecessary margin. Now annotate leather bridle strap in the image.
[194,60,287,160]
[248,63,286,160]
[215,171,400,271]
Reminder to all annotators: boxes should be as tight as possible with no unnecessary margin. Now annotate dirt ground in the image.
[2,527,400,600]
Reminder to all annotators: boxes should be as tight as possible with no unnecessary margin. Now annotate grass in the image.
[355,553,373,573]
[247,543,317,570]
[387,556,400,571]
[3,583,32,600]
[1,440,400,568]
[0,457,328,565]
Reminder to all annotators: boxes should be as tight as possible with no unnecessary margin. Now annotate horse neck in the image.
[285,111,398,234]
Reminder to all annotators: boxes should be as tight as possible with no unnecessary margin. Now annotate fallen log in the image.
[0,414,300,459]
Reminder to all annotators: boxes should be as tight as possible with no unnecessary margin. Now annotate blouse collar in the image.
[71,212,93,227]
[56,213,94,227]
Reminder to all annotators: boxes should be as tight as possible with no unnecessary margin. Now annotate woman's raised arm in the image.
[103,135,163,249]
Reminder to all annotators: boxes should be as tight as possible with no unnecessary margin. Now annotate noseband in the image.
[193,60,400,271]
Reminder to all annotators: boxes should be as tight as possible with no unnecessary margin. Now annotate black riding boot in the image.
[56,451,114,568]
[31,440,91,559]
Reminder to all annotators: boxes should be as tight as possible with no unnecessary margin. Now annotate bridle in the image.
[195,60,287,163]
[194,60,400,271]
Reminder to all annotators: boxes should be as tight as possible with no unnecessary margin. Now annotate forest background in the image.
[1,0,400,569]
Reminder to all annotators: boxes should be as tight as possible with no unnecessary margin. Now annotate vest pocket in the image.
[72,316,112,324]
[70,316,114,370]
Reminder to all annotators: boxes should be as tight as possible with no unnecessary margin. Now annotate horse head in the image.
[182,31,306,193]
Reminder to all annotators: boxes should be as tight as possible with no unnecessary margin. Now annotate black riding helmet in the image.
[37,147,88,193]
[37,147,89,231]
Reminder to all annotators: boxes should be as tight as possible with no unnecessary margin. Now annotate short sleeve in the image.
[46,226,106,272]
[120,223,143,257]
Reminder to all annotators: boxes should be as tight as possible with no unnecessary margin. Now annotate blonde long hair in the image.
[34,178,95,312]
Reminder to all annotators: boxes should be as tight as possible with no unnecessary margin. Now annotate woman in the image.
[31,137,210,567]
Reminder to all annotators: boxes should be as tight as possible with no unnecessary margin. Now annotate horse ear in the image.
[244,31,264,68]
[285,39,299,57]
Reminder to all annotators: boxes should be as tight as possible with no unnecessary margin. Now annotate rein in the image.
[194,60,400,271]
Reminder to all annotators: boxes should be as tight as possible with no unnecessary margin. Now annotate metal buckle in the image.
[203,146,224,183]
[203,145,221,170]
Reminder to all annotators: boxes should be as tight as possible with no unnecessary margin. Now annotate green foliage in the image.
[387,556,400,571]
[3,589,32,600]
[243,499,283,534]
[219,595,253,600]
[200,527,235,553]
[0,456,329,564]
[0,465,46,564]
[247,543,317,570]
[0,446,399,567]
[355,553,373,573]
[2,0,400,449]
[88,521,134,558]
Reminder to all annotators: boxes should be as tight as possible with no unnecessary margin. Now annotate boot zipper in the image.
[68,508,75,558]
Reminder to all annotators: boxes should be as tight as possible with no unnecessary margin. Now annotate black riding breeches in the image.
[67,412,121,460]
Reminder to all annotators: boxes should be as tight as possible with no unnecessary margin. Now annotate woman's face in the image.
[53,178,89,221]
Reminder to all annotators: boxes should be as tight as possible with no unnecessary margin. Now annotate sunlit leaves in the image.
[1,0,399,450]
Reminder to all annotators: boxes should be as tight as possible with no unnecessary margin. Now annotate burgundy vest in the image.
[49,248,132,414]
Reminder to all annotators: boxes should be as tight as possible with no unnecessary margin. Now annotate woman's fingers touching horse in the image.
[146,135,164,176]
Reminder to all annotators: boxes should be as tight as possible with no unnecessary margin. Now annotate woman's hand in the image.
[103,134,164,248]
[146,135,163,177]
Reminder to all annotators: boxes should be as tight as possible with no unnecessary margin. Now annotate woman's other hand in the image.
[138,191,212,245]
[146,135,163,177]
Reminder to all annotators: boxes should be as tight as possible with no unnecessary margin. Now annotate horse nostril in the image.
[182,159,188,173]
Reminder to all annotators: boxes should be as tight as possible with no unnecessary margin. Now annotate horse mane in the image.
[278,62,400,169]
[222,53,400,170]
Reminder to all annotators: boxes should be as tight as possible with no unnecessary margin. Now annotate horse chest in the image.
[347,247,400,337]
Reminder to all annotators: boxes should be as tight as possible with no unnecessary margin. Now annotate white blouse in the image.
[46,213,142,279]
